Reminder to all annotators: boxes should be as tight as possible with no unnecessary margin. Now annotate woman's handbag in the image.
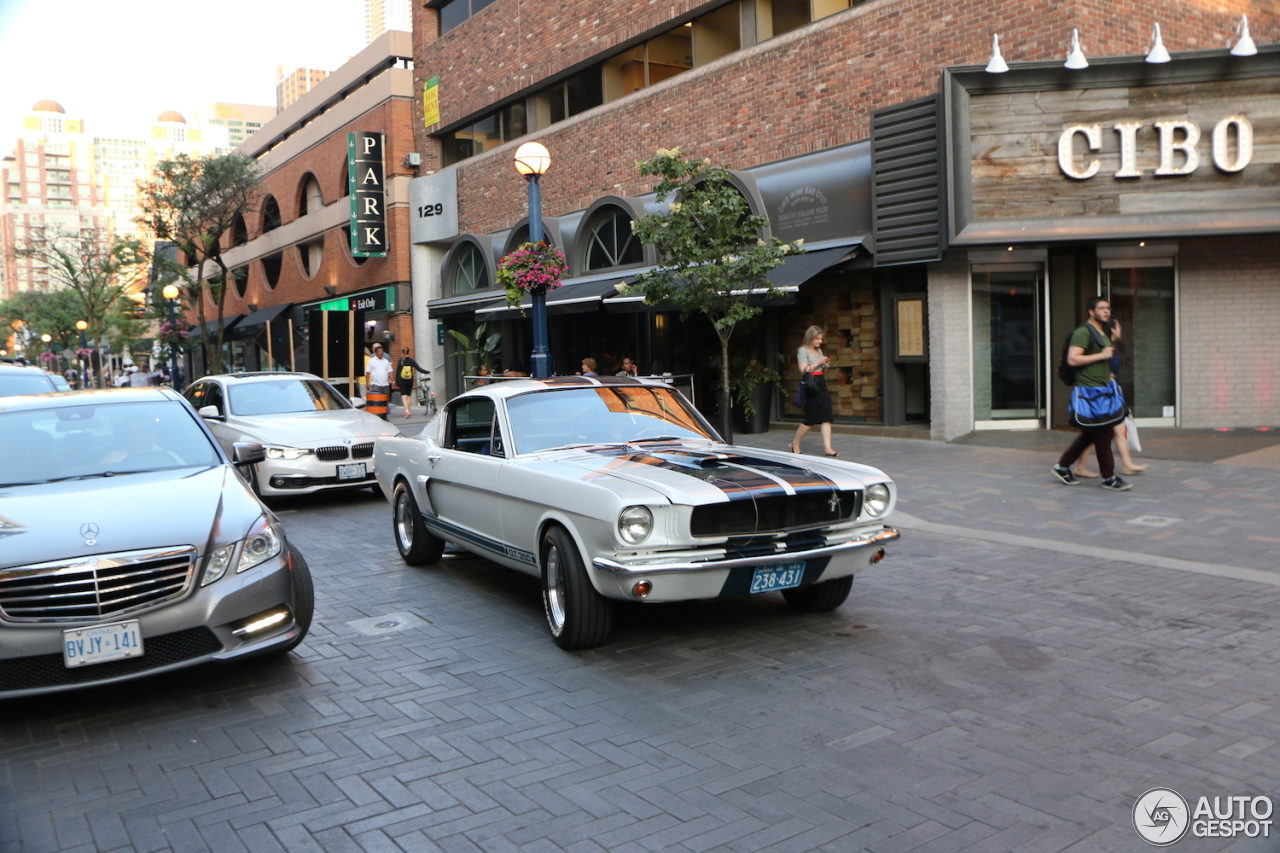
[802,370,821,394]
[1068,380,1127,429]
[794,381,808,408]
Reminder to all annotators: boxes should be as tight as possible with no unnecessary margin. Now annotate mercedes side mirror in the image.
[232,442,266,466]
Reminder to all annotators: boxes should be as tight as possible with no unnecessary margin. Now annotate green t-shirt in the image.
[1069,325,1111,387]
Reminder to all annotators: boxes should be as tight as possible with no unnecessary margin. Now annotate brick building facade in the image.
[188,31,419,389]
[407,0,1280,434]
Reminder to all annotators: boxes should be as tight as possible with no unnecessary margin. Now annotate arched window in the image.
[261,252,282,289]
[450,242,490,294]
[298,239,323,279]
[232,266,248,298]
[503,224,555,256]
[298,173,323,216]
[583,207,642,270]
[261,195,282,233]
[341,225,368,266]
[337,160,349,198]
[232,214,248,246]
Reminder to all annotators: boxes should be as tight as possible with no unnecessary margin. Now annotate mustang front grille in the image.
[315,446,350,461]
[0,547,197,623]
[691,490,862,537]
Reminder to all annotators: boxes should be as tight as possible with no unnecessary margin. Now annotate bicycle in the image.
[416,374,437,418]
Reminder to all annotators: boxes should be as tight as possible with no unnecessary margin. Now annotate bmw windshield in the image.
[0,401,221,486]
[228,379,351,415]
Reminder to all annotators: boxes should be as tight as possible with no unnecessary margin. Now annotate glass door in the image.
[972,265,1045,424]
[1103,260,1176,422]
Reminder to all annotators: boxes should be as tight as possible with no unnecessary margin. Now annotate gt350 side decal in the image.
[421,514,538,566]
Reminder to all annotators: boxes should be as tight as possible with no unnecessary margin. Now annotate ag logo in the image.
[1134,787,1190,846]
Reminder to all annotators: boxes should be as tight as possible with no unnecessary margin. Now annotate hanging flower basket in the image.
[157,320,192,350]
[496,241,568,307]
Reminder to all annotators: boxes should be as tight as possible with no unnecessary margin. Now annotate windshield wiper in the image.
[43,471,119,483]
[628,436,685,444]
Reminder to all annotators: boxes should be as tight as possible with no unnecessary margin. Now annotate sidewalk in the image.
[735,427,1280,579]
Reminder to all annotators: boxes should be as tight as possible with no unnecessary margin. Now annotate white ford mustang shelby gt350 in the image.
[374,376,899,648]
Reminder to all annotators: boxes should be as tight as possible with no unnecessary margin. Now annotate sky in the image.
[0,0,369,137]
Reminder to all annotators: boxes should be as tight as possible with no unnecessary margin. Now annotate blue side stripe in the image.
[422,514,538,566]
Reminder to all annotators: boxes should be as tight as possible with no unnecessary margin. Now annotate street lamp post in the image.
[514,142,552,379]
[76,320,88,388]
[163,284,182,392]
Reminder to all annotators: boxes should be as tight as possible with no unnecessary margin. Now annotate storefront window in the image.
[972,266,1044,422]
[1103,262,1176,420]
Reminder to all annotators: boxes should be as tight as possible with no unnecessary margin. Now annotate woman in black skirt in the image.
[790,325,838,456]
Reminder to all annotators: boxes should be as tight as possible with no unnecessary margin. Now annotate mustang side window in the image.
[447,398,497,454]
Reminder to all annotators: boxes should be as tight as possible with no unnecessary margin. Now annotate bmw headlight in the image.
[238,515,284,573]
[618,506,654,544]
[864,483,891,518]
[266,446,312,460]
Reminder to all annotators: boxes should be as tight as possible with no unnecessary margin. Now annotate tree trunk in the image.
[719,334,734,445]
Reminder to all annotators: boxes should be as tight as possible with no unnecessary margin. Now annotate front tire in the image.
[263,543,314,656]
[782,575,853,612]
[393,480,444,565]
[540,525,612,650]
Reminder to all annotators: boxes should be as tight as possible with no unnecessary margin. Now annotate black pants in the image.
[1059,426,1115,479]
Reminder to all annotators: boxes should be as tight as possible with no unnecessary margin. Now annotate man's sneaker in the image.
[1100,476,1133,491]
[1051,464,1078,485]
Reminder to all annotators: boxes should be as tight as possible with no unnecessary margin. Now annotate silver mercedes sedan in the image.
[375,377,899,649]
[0,388,313,699]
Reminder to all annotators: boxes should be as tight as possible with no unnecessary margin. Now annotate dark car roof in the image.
[0,387,183,412]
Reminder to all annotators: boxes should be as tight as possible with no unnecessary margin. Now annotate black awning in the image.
[233,302,293,336]
[190,315,243,339]
[764,242,865,287]
[475,275,634,322]
[427,289,506,318]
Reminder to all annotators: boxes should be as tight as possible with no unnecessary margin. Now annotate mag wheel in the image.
[393,481,444,565]
[540,525,612,650]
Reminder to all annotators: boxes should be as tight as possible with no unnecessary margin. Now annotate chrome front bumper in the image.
[593,527,900,577]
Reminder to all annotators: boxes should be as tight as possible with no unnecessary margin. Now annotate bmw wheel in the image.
[393,481,444,565]
[540,525,612,650]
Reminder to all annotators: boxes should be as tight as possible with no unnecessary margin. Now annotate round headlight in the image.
[864,483,891,518]
[618,506,654,544]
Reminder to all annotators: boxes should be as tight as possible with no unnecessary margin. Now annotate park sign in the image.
[348,132,388,258]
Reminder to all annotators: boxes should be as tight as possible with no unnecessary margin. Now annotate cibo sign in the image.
[1058,116,1252,179]
[349,131,388,258]
[943,59,1280,244]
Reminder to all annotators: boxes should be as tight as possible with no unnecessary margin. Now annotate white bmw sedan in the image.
[184,372,400,497]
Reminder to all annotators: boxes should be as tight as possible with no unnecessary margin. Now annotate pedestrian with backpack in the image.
[395,347,428,419]
[1051,297,1133,491]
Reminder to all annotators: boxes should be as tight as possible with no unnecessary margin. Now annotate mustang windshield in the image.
[0,401,221,486]
[506,386,717,454]
[228,379,351,415]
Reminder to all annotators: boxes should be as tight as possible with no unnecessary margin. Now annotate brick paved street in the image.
[3,441,1279,853]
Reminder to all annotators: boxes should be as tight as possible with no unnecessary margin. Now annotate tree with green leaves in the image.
[0,288,83,364]
[629,148,803,443]
[12,228,149,386]
[137,153,262,376]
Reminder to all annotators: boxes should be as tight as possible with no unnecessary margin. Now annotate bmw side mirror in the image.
[198,405,225,420]
[232,442,266,466]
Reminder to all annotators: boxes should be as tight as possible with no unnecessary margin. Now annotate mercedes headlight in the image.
[199,515,285,586]
[864,483,891,518]
[266,446,312,460]
[618,506,654,544]
[238,516,284,573]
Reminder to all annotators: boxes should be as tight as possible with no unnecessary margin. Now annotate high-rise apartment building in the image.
[276,67,330,111]
[0,101,231,297]
[196,102,277,148]
[365,0,411,44]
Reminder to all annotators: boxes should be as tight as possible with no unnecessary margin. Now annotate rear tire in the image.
[782,575,853,612]
[265,543,313,656]
[540,525,612,649]
[393,480,444,565]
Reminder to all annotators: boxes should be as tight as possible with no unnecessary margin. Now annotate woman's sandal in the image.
[1074,469,1099,478]
[823,450,840,457]
[789,443,801,454]
[1122,464,1148,474]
